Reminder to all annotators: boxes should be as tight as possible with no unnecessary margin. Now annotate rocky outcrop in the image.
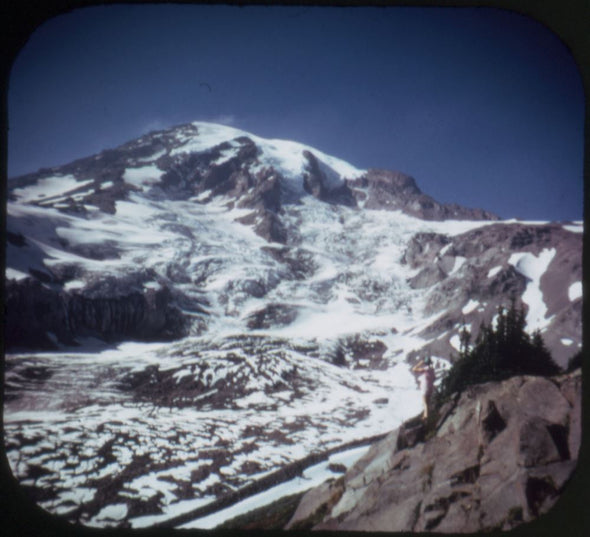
[246,303,300,329]
[5,278,74,349]
[286,370,581,532]
[302,150,357,207]
[236,209,288,244]
[348,169,498,221]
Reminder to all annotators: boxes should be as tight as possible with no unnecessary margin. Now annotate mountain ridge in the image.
[8,121,498,222]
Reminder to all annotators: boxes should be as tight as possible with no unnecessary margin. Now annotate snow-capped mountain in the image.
[4,121,582,528]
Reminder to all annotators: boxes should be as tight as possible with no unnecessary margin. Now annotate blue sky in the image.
[7,4,584,221]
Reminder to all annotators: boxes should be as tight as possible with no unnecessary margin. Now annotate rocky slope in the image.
[286,369,582,533]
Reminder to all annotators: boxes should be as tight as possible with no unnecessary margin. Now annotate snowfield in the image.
[4,337,424,528]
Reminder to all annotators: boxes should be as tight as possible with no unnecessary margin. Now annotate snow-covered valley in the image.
[4,337,423,528]
[4,121,582,528]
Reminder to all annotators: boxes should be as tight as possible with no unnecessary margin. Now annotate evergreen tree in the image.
[438,301,561,400]
[528,331,560,375]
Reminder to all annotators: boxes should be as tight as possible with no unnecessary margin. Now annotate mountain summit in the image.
[4,121,583,528]
[8,121,497,226]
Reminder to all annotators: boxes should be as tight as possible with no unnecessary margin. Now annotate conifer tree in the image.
[567,350,583,372]
[438,300,561,400]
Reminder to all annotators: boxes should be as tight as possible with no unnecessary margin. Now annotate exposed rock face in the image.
[302,150,357,207]
[5,278,74,349]
[236,209,288,244]
[347,169,499,221]
[246,303,300,329]
[5,278,189,349]
[286,370,581,532]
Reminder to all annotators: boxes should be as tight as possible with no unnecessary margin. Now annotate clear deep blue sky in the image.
[8,4,584,221]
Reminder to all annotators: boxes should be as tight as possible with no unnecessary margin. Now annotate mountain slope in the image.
[5,121,582,364]
[3,121,583,528]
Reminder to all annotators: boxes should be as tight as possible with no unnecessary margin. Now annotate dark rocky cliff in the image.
[5,277,190,349]
[285,369,582,533]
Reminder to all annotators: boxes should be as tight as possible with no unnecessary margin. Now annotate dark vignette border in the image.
[0,1,587,537]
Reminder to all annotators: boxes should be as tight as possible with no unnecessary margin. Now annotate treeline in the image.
[437,300,576,401]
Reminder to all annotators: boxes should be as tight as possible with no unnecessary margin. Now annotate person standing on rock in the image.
[412,356,435,420]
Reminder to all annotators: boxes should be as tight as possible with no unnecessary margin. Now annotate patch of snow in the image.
[192,472,221,493]
[449,334,462,352]
[327,445,371,469]
[123,165,164,188]
[563,222,583,233]
[114,197,164,221]
[503,219,551,226]
[487,266,502,278]
[509,248,556,331]
[192,189,213,202]
[423,219,499,237]
[235,391,276,408]
[12,175,93,203]
[64,279,86,291]
[94,462,123,480]
[439,243,452,257]
[5,267,30,281]
[568,281,582,301]
[58,487,96,506]
[450,256,466,275]
[130,497,215,528]
[137,149,167,162]
[462,299,480,315]
[91,503,128,524]
[561,338,574,346]
[172,369,193,383]
[212,143,240,165]
[159,462,205,483]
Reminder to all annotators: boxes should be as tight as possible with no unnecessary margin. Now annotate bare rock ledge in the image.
[286,370,581,532]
